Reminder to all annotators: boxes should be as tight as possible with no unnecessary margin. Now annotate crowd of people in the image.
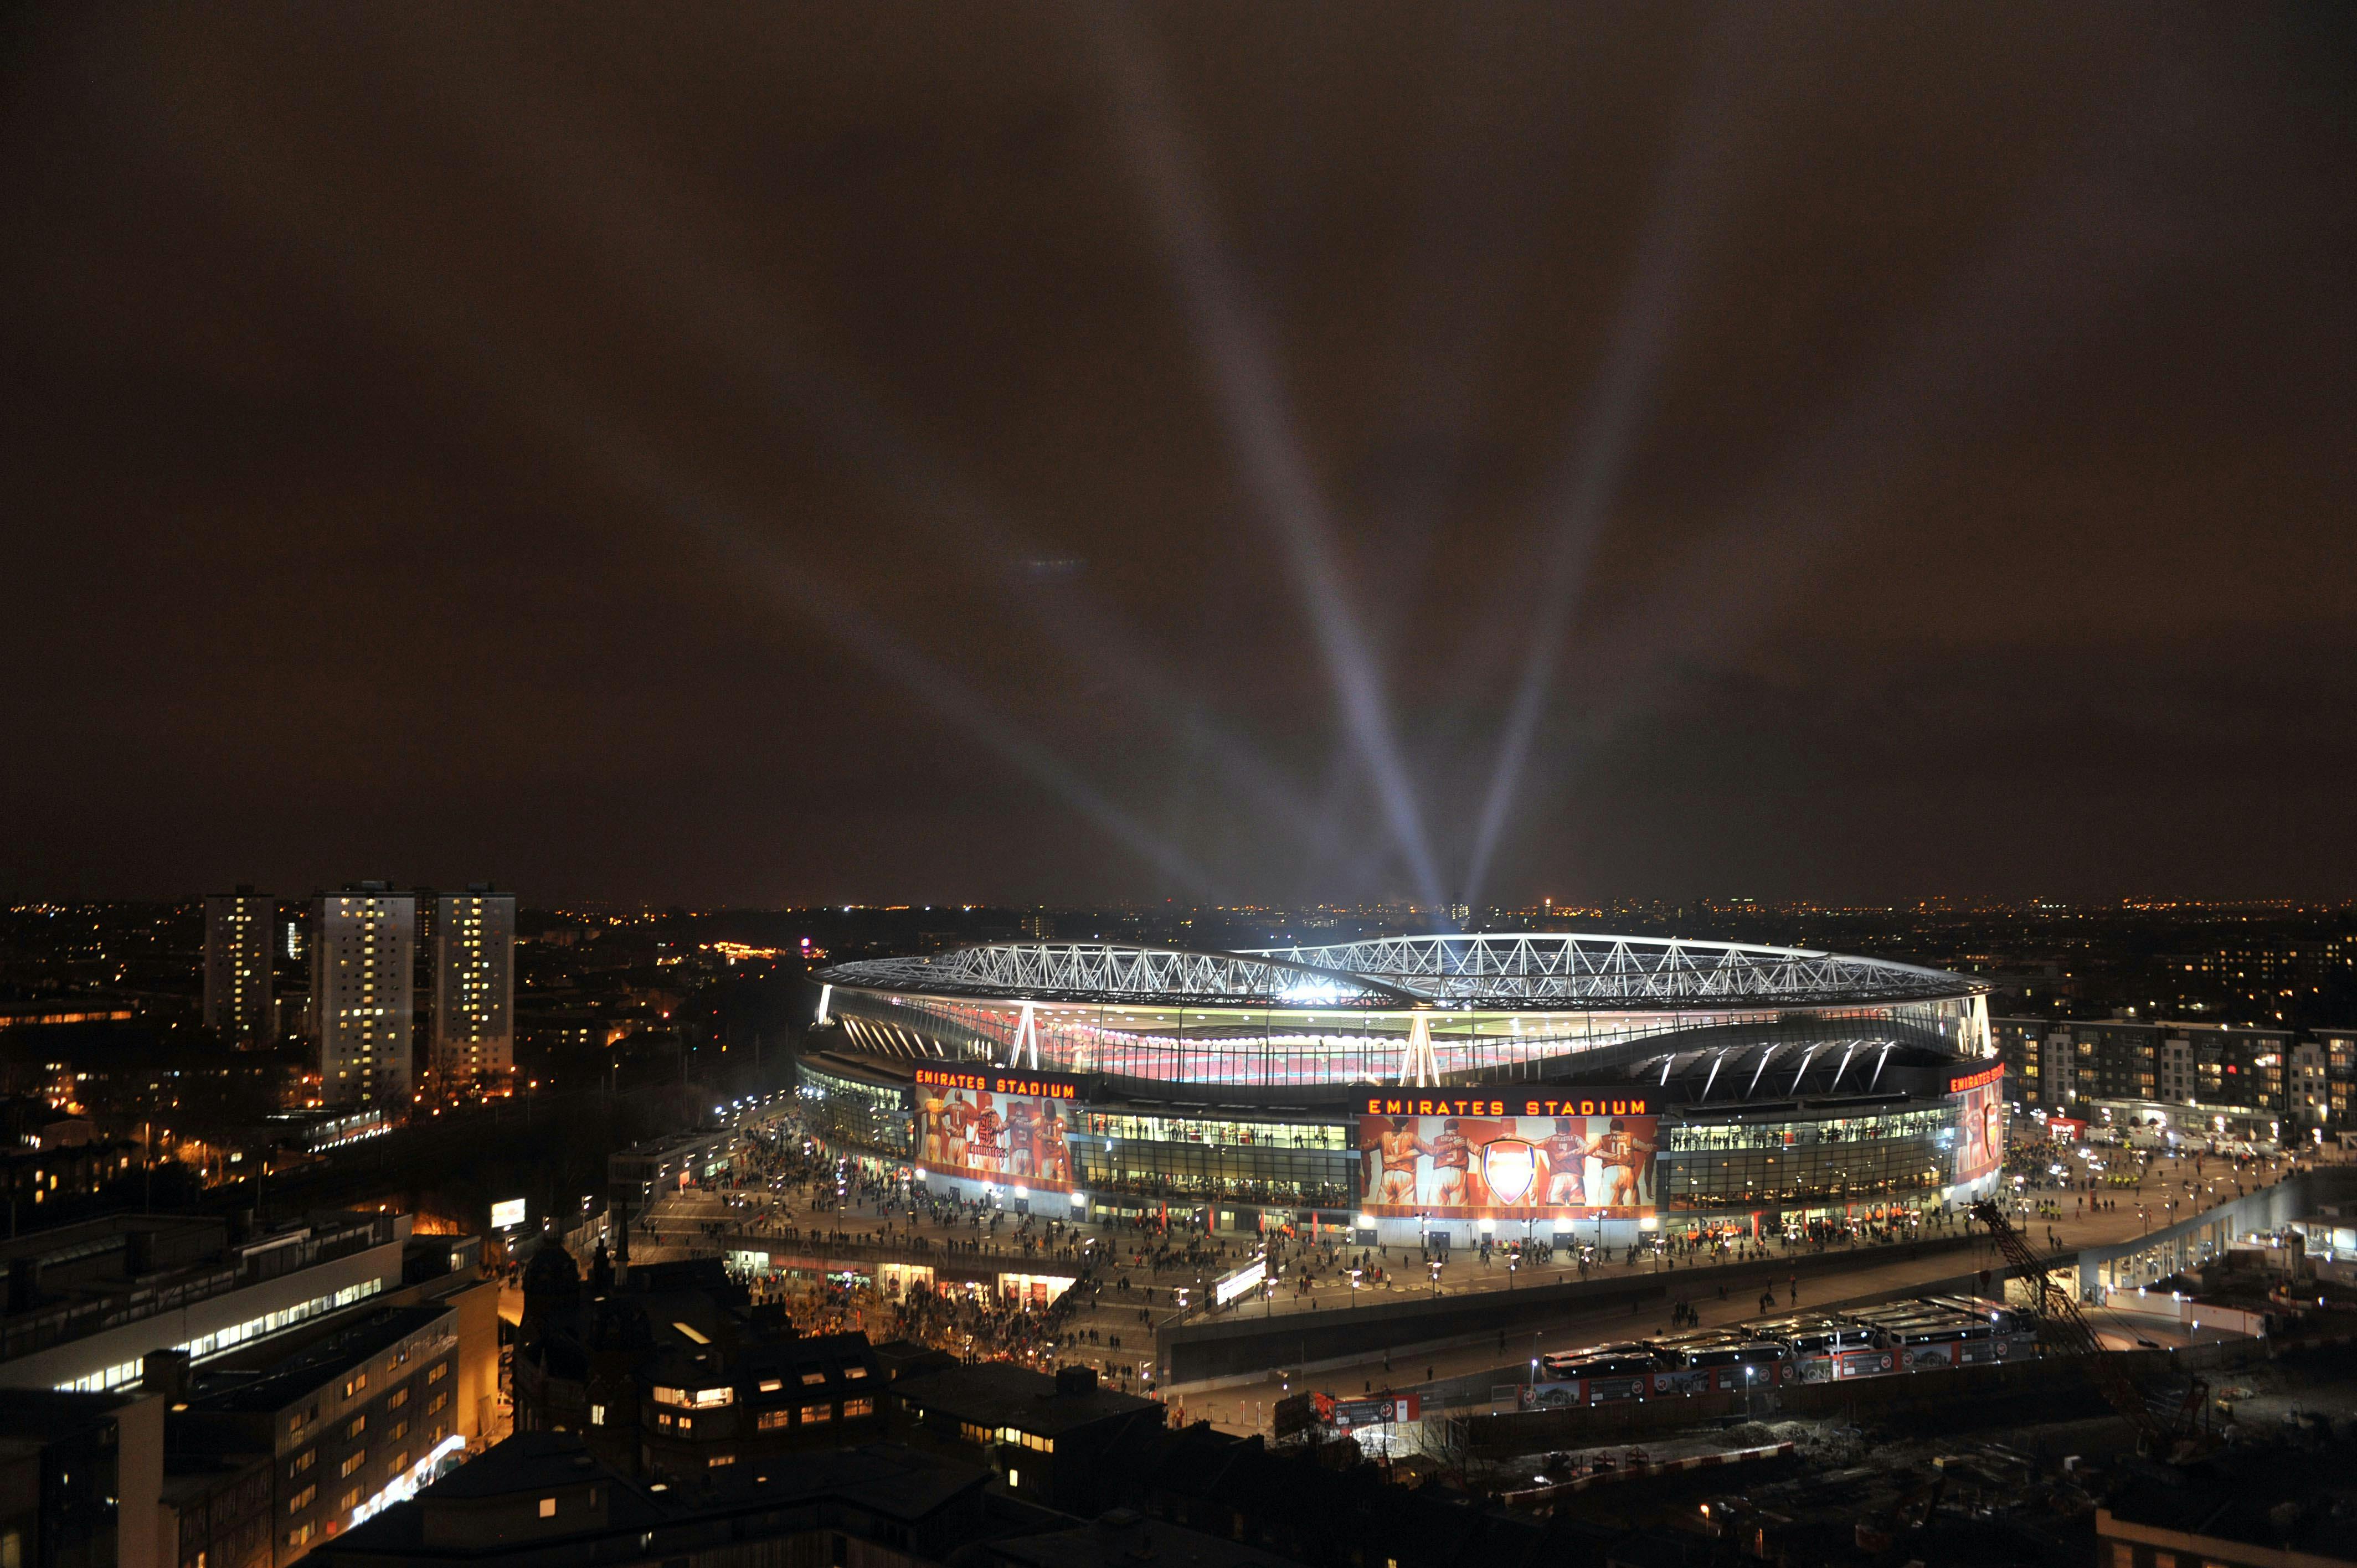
[617,1103,2320,1391]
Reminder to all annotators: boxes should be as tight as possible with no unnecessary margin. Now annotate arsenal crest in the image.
[1481,1137,1538,1205]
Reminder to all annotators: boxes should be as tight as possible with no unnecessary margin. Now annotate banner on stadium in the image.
[913,1080,1077,1191]
[1951,1066,2003,1184]
[1358,1108,1658,1219]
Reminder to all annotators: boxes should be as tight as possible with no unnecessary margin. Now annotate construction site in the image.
[1263,1194,2357,1566]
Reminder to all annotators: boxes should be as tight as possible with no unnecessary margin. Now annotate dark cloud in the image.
[2,3,2351,905]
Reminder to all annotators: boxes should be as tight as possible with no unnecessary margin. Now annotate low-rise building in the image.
[312,1431,993,1568]
[606,1132,735,1262]
[0,1211,410,1396]
[169,1291,490,1566]
[0,1385,168,1568]
[161,1448,275,1568]
[512,1249,887,1478]
[891,1363,1162,1513]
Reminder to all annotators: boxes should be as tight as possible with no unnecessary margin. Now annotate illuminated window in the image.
[844,1397,874,1419]
[801,1404,831,1425]
[538,1498,557,1518]
[339,1451,366,1478]
[289,1485,316,1513]
[758,1409,790,1430]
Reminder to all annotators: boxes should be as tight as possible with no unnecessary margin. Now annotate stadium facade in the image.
[800,934,2002,1249]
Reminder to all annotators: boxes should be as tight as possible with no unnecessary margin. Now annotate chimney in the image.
[142,1349,193,1400]
[1056,1365,1098,1397]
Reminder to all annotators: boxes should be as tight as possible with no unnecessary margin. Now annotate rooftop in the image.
[987,1509,1296,1568]
[323,1433,989,1562]
[184,1303,450,1413]
[894,1363,1157,1438]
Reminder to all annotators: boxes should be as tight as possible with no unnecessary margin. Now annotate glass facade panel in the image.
[1067,1136,1356,1209]
[1077,1112,1346,1151]
[798,1068,911,1156]
[1661,1123,1948,1211]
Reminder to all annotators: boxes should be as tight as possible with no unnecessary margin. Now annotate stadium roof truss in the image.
[816,942,1422,1009]
[819,933,1982,1012]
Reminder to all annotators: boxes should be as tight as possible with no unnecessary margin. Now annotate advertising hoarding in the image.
[1358,1095,1657,1219]
[1949,1063,2004,1184]
[1330,1394,1419,1427]
[913,1070,1077,1191]
[490,1198,527,1230]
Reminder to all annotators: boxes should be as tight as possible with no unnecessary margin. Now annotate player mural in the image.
[1949,1063,2004,1185]
[913,1069,1078,1192]
[1358,1097,1658,1219]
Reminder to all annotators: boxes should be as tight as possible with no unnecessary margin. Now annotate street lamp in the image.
[1349,1268,1361,1309]
[1428,1258,1442,1298]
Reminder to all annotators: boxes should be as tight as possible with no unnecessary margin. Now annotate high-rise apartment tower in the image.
[308,884,415,1107]
[431,886,515,1084]
[202,886,274,1046]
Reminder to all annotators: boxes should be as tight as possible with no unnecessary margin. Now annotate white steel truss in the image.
[1247,933,1975,1007]
[819,933,1982,1018]
[1397,1012,1438,1087]
[819,942,1418,1008]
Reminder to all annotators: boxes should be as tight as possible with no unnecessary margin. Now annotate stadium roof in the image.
[817,933,1983,1012]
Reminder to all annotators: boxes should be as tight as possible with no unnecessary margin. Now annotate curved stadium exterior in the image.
[800,934,2004,1248]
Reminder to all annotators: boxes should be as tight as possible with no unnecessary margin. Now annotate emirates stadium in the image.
[799,934,2003,1250]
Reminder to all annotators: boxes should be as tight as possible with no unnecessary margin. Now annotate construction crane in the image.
[1969,1200,2207,1457]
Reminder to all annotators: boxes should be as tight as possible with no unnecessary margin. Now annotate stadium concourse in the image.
[622,1101,2312,1435]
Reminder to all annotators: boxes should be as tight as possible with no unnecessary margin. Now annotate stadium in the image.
[799,934,2003,1250]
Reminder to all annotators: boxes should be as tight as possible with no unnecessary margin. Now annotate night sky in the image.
[4,6,2353,908]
